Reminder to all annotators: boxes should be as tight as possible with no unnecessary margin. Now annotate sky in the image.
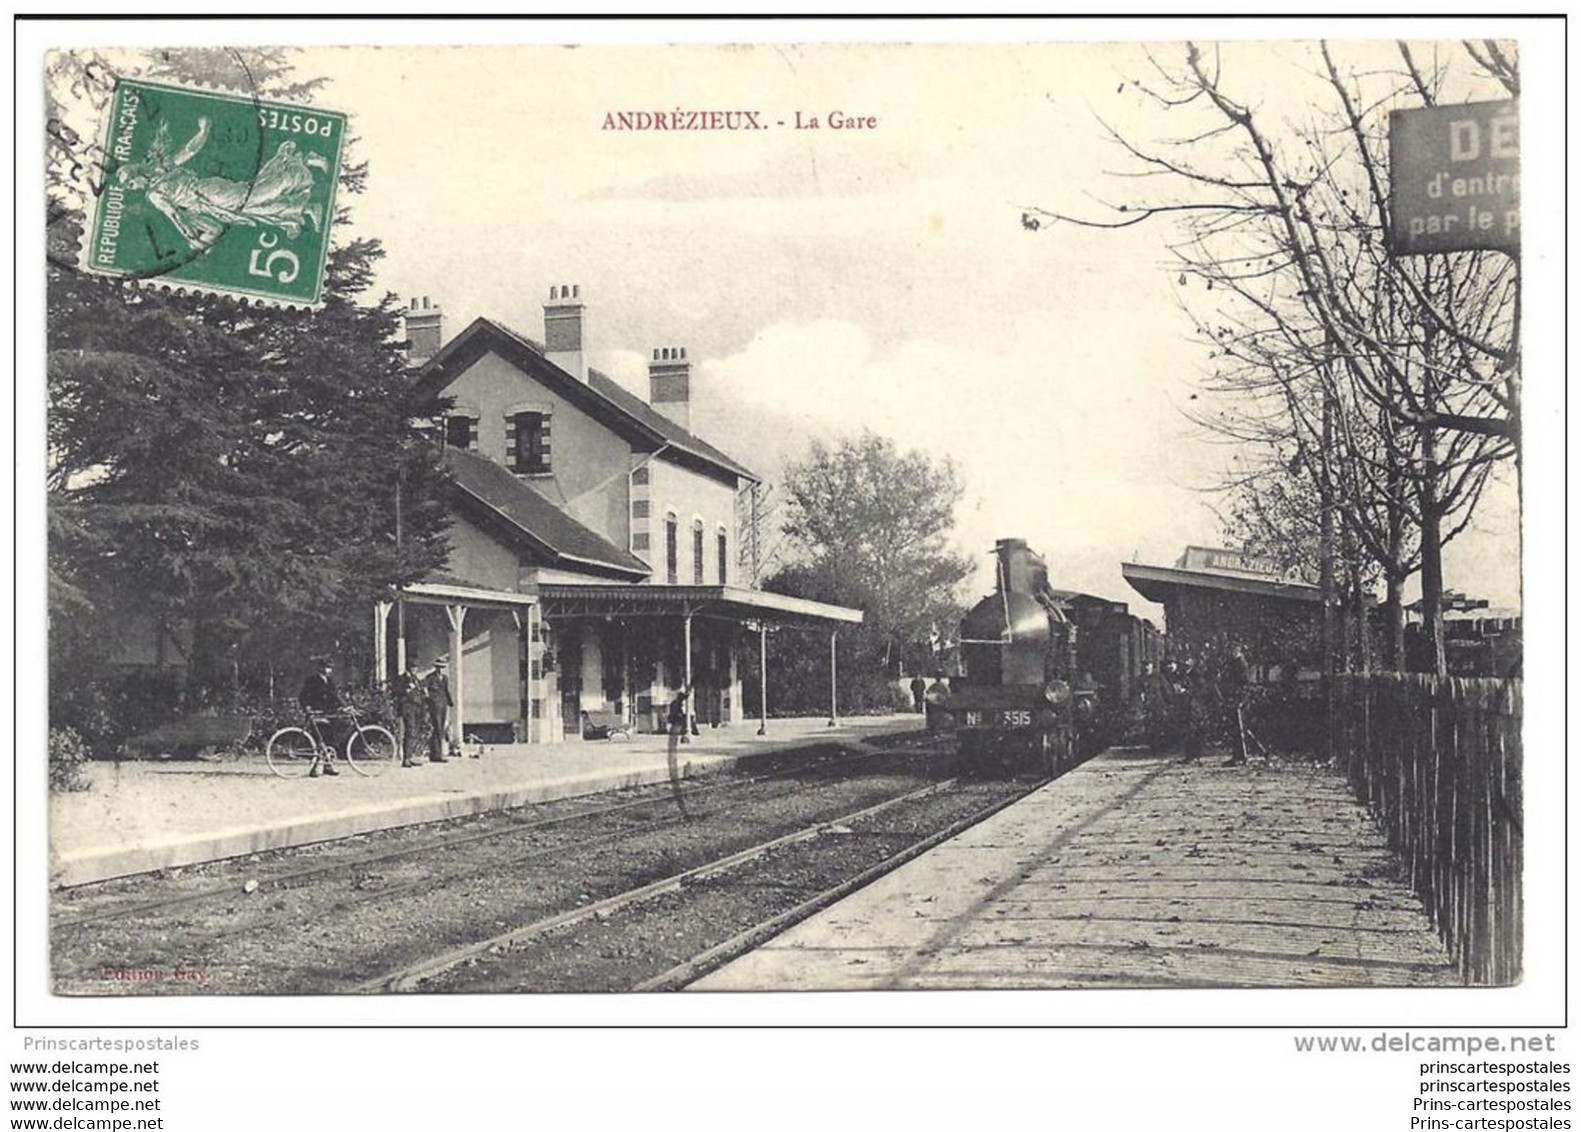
[54,33,1530,620]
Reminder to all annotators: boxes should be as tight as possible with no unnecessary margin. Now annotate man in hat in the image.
[666,688,690,746]
[393,666,424,768]
[297,656,343,777]
[424,657,454,763]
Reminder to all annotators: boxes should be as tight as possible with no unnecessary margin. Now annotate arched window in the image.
[665,512,679,585]
[692,519,705,585]
[717,528,729,585]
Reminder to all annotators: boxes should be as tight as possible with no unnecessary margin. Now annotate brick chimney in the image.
[648,346,691,432]
[403,296,443,366]
[543,283,586,381]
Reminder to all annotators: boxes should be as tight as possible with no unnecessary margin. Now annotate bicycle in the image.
[265,707,398,779]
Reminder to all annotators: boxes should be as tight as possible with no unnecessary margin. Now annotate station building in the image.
[1121,546,1323,672]
[378,288,862,750]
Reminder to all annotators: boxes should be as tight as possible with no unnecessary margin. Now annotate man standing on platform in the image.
[394,667,424,768]
[1178,657,1207,762]
[1221,645,1252,766]
[298,656,343,777]
[425,657,454,763]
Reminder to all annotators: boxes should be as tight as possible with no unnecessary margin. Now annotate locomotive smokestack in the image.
[996,538,1047,597]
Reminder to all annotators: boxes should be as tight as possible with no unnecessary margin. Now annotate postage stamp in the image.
[83,78,344,306]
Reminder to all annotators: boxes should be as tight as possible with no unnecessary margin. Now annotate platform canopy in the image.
[401,579,539,611]
[537,583,862,738]
[1121,561,1321,605]
[535,583,862,629]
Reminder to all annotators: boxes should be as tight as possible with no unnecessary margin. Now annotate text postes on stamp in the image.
[84,78,345,307]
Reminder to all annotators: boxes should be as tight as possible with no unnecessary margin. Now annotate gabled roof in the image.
[583,366,756,482]
[414,317,757,485]
[445,447,650,579]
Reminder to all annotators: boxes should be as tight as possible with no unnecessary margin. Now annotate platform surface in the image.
[693,748,1461,990]
[50,714,919,888]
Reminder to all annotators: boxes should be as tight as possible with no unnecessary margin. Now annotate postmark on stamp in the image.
[84,78,344,307]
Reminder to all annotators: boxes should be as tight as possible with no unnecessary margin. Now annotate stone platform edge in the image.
[50,757,727,889]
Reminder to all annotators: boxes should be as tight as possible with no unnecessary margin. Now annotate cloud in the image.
[678,315,1219,610]
[607,308,1520,615]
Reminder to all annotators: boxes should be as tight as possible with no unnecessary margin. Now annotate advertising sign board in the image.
[1388,100,1519,256]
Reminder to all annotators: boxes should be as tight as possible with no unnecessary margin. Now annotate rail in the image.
[355,781,962,993]
[54,740,939,929]
[1335,672,1522,985]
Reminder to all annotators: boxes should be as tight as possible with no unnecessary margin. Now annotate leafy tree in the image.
[759,431,973,712]
[46,48,449,747]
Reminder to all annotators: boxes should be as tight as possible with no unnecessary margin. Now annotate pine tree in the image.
[47,48,449,746]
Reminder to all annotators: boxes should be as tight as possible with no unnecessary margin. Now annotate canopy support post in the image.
[373,600,392,687]
[681,607,693,744]
[828,629,839,728]
[445,603,467,754]
[758,623,768,737]
[396,595,407,676]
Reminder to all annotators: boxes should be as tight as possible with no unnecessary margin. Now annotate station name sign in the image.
[1388,100,1519,256]
[1178,546,1287,579]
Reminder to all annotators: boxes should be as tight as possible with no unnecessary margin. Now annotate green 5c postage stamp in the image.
[85,78,344,306]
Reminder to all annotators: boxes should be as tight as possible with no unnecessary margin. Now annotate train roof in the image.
[1046,588,1132,615]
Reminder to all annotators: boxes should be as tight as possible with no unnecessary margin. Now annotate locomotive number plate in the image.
[961,708,1035,729]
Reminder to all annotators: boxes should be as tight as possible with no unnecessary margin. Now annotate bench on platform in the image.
[124,714,254,760]
[580,710,632,741]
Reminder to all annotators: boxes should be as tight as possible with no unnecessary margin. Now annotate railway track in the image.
[51,738,977,995]
[53,738,941,932]
[635,780,1037,991]
[357,780,962,992]
[379,777,1041,994]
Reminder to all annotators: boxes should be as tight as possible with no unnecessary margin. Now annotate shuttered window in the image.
[692,520,705,585]
[505,411,552,474]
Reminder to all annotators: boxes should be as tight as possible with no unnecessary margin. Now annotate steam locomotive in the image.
[935,538,1162,777]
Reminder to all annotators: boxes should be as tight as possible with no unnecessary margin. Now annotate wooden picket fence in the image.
[1335,673,1522,985]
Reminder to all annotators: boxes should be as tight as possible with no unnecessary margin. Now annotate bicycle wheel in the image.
[265,727,319,779]
[345,725,398,777]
